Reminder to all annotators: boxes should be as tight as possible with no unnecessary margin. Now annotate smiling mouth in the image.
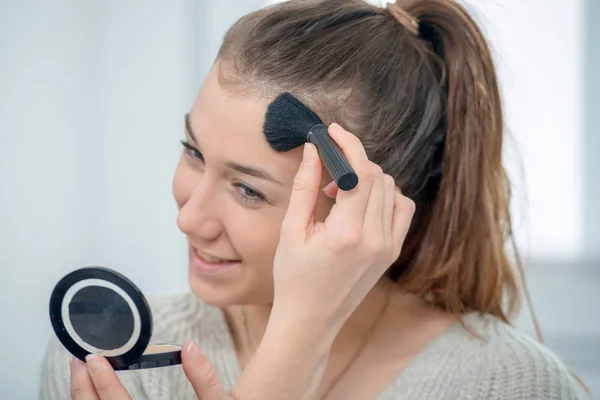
[193,247,240,264]
[189,244,242,276]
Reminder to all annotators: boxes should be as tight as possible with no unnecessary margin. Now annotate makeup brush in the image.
[263,92,359,191]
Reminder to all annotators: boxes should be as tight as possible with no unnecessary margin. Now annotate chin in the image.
[188,274,237,307]
[188,266,267,308]
[187,268,274,307]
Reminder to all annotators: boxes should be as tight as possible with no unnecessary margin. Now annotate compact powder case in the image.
[49,267,182,370]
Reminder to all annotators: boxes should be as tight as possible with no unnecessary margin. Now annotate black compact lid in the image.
[49,267,154,370]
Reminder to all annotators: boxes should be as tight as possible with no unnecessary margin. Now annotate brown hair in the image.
[218,0,520,322]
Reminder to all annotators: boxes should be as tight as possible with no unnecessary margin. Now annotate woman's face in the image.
[173,64,334,307]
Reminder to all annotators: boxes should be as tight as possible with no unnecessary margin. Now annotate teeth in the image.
[195,248,229,263]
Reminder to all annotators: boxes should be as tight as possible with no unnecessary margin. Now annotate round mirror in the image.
[61,279,141,356]
[50,267,153,369]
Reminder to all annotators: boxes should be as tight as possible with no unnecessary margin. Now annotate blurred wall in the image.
[584,0,600,259]
[0,0,597,398]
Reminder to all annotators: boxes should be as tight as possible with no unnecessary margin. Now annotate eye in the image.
[180,140,204,162]
[233,183,265,204]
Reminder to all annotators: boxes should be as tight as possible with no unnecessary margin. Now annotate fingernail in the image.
[85,354,103,374]
[302,143,313,164]
[322,180,335,193]
[186,340,204,362]
[72,357,86,373]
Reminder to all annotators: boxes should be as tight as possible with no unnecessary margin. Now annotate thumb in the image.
[182,340,228,400]
[281,143,322,238]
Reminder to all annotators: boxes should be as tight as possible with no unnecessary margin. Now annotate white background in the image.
[1,0,598,398]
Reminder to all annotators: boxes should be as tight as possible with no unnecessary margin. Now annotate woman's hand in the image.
[271,123,415,334]
[230,123,415,400]
[69,341,229,400]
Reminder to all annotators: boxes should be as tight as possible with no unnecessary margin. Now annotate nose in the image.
[177,178,224,242]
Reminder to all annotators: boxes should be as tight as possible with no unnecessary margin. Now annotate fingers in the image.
[297,122,414,261]
[326,124,375,229]
[382,175,396,242]
[362,164,385,238]
[281,143,323,239]
[84,355,131,400]
[70,358,100,400]
[182,340,227,400]
[391,188,416,256]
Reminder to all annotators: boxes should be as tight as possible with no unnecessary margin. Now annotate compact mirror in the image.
[49,267,182,370]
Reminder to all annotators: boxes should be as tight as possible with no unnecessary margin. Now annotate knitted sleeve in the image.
[461,328,585,400]
[39,336,71,400]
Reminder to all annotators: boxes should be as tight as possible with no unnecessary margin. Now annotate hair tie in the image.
[385,1,419,36]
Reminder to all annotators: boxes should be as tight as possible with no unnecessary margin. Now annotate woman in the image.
[41,0,584,399]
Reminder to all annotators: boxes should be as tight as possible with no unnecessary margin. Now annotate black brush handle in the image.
[307,124,359,191]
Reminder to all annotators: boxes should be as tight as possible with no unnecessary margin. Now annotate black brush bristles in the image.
[263,92,359,191]
[264,92,323,152]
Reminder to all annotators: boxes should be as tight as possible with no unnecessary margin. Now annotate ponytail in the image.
[392,0,518,322]
[392,0,589,393]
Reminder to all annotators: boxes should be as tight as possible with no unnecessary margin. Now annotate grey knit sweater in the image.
[40,292,584,399]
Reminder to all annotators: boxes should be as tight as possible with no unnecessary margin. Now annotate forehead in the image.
[188,66,301,184]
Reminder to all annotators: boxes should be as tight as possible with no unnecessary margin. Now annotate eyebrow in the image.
[184,113,285,186]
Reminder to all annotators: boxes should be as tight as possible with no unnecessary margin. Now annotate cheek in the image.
[227,208,286,267]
